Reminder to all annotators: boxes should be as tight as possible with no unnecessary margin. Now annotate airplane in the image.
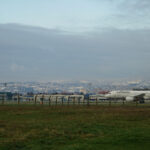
[105,90,150,102]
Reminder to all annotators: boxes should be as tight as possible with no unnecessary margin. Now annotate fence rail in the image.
[1,96,150,107]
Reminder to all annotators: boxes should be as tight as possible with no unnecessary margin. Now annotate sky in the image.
[1,0,150,32]
[0,0,150,81]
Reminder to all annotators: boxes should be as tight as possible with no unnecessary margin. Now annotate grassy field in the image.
[0,105,150,150]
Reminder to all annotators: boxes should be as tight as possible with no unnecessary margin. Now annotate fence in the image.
[1,94,150,107]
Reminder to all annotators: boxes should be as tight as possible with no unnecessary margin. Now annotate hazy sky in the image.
[1,0,150,32]
[0,0,150,81]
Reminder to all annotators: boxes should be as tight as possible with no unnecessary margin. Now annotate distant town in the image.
[0,80,150,95]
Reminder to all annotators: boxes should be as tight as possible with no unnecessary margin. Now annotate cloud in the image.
[0,23,150,81]
[10,63,25,72]
[97,0,150,30]
[78,0,150,31]
[122,0,150,10]
[92,0,150,11]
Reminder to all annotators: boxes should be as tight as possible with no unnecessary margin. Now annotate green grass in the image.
[0,105,150,150]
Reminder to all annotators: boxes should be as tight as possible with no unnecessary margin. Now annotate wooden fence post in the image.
[34,95,37,105]
[109,99,111,106]
[73,97,75,106]
[123,99,125,106]
[41,94,44,105]
[61,97,64,106]
[49,96,51,107]
[68,96,70,106]
[78,97,80,105]
[17,94,20,105]
[96,97,98,105]
[56,96,58,106]
[87,98,90,106]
